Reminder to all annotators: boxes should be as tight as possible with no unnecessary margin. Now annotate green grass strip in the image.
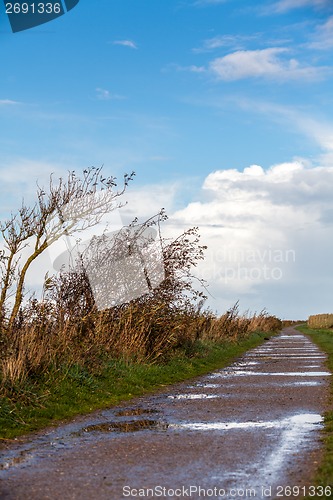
[0,332,271,440]
[297,325,333,492]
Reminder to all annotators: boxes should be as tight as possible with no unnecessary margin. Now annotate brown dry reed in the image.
[0,296,281,388]
[308,314,333,329]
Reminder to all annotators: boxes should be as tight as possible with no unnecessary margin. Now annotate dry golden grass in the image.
[308,314,333,329]
[0,298,281,387]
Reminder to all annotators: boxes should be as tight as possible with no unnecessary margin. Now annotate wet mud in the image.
[0,327,331,499]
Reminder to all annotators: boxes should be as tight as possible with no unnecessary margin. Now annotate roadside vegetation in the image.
[308,314,333,330]
[298,324,333,491]
[0,167,281,439]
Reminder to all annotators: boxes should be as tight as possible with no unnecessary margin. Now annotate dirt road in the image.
[0,327,331,499]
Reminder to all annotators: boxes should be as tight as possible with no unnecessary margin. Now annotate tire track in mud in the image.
[0,327,331,499]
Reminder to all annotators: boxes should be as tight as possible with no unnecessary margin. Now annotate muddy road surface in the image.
[0,327,331,499]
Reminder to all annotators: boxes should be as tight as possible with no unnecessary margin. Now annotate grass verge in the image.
[297,325,333,491]
[0,331,272,440]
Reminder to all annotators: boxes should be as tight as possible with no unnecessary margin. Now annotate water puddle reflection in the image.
[210,413,324,491]
[168,394,218,400]
[192,383,220,389]
[0,452,33,471]
[233,362,260,371]
[248,353,325,358]
[211,371,331,378]
[284,381,321,386]
[170,413,323,432]
[81,419,168,434]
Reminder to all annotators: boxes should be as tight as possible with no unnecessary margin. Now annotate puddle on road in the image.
[234,361,259,367]
[210,414,324,491]
[278,335,304,339]
[252,413,324,488]
[169,413,323,432]
[254,352,325,355]
[255,346,319,349]
[0,452,34,471]
[172,421,277,431]
[211,371,331,378]
[168,394,218,400]
[285,381,321,386]
[81,419,169,434]
[248,356,326,361]
[268,345,319,352]
[192,383,220,389]
[254,348,323,352]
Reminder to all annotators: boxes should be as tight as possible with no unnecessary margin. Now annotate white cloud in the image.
[193,34,260,53]
[0,159,66,186]
[270,0,331,14]
[169,161,333,319]
[112,40,138,49]
[163,63,206,74]
[187,65,206,74]
[234,98,333,155]
[209,48,323,81]
[95,88,125,101]
[0,159,72,216]
[292,115,333,152]
[119,183,179,224]
[307,16,333,50]
[0,99,20,106]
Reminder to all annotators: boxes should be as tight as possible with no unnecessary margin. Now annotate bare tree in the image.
[77,210,167,309]
[0,166,134,332]
[0,204,39,325]
[42,212,208,323]
[160,226,208,307]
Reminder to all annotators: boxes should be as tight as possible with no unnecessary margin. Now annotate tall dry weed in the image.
[308,314,333,329]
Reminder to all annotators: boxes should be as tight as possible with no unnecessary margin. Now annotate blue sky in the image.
[1,0,333,319]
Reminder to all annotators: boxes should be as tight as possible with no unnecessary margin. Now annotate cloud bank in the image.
[169,161,333,319]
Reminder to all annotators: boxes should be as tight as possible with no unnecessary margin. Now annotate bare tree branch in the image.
[0,167,134,332]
